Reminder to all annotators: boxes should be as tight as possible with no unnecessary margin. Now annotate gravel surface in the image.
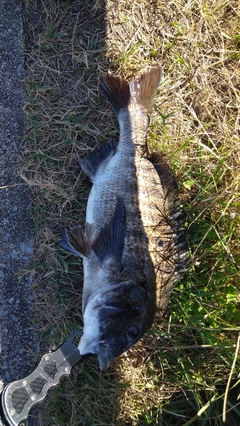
[0,0,39,423]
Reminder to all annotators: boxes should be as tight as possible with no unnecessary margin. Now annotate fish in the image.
[60,65,187,370]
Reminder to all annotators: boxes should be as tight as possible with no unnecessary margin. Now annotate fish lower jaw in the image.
[78,336,105,354]
[78,338,110,370]
[78,336,97,355]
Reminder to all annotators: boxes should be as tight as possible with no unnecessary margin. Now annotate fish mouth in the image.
[79,338,111,370]
[97,352,110,370]
[91,340,111,370]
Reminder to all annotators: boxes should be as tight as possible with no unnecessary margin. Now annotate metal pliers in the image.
[0,330,92,426]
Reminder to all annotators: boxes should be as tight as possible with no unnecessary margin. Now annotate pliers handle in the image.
[0,330,92,426]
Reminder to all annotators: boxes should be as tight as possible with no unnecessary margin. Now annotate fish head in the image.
[79,280,154,370]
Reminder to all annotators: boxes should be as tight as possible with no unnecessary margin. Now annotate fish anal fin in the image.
[92,198,126,267]
[59,229,83,258]
[79,138,117,181]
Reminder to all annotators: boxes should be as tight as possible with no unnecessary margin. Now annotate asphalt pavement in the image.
[0,0,39,421]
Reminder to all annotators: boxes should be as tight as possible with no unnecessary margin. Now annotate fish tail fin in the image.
[99,74,130,116]
[99,64,162,117]
[129,64,163,114]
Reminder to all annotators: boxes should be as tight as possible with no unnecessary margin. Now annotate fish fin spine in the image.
[150,152,178,198]
[150,152,189,271]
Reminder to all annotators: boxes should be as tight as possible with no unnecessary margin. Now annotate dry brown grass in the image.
[22,0,240,424]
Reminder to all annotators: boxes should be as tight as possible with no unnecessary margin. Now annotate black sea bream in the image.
[60,65,187,370]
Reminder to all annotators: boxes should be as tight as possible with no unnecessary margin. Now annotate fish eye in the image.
[126,326,139,341]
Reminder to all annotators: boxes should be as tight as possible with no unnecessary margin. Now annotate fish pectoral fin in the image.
[92,197,126,266]
[59,229,83,257]
[60,223,95,258]
[79,138,117,181]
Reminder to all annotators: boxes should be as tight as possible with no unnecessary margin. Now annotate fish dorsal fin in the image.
[149,152,178,200]
[60,223,95,258]
[92,197,126,266]
[99,65,162,117]
[150,152,188,271]
[79,138,117,182]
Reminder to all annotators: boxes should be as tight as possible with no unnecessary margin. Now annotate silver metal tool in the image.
[0,330,92,426]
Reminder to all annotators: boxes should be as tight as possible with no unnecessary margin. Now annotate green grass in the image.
[22,0,240,425]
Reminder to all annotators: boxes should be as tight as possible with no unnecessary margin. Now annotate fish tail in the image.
[99,74,130,116]
[129,64,162,114]
[99,64,162,117]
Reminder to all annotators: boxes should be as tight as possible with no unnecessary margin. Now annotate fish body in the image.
[60,65,187,369]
